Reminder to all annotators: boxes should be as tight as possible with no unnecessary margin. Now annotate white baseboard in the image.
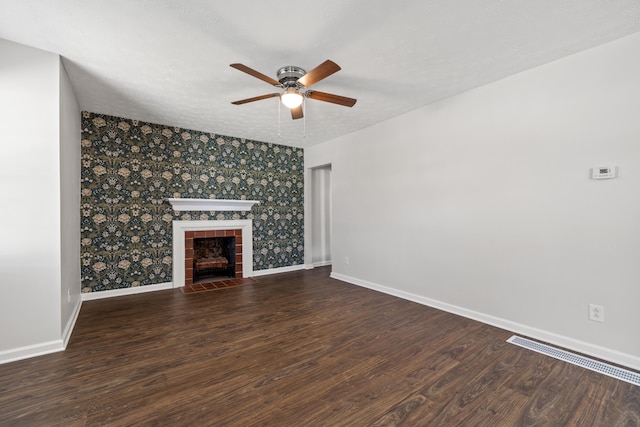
[82,282,173,301]
[313,260,332,267]
[0,297,82,365]
[0,339,64,365]
[304,264,315,270]
[330,272,640,372]
[62,298,82,347]
[82,266,310,299]
[252,264,306,277]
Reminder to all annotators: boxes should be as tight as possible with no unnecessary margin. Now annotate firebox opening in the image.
[193,236,236,283]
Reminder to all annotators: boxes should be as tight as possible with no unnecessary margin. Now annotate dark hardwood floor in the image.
[1,267,639,426]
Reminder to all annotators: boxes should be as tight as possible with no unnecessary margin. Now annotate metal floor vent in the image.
[507,335,640,387]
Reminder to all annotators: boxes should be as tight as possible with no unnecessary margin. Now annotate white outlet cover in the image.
[589,304,604,322]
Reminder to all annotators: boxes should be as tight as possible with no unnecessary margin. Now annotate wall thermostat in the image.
[591,166,617,180]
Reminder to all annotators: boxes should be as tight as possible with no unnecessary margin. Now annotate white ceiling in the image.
[1,1,640,148]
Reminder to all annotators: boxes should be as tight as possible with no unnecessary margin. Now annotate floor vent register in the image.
[507,335,640,387]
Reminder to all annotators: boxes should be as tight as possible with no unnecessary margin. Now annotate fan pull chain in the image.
[303,97,306,138]
[277,97,281,136]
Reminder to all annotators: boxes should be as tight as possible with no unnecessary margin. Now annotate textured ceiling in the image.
[1,0,640,147]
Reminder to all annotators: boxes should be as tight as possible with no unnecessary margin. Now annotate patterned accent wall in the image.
[80,112,304,292]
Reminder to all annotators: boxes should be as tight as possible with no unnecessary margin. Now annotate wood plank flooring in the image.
[1,267,639,426]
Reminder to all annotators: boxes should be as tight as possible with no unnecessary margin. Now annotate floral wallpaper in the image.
[80,112,304,292]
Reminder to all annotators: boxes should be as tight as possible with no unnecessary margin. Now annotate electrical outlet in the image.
[589,304,604,322]
[344,256,349,265]
[67,289,71,303]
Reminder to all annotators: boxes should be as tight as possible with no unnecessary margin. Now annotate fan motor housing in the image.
[277,66,306,87]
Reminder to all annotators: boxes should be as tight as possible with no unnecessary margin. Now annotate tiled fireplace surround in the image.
[184,229,243,285]
[172,219,254,288]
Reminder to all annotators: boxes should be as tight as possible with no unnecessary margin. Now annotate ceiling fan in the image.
[230,60,357,120]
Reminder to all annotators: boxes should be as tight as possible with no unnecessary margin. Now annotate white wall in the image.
[305,32,640,370]
[0,38,81,362]
[59,59,82,342]
[310,165,332,266]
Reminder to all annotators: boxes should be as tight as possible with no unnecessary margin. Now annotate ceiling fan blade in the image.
[230,63,281,86]
[297,60,341,88]
[307,90,357,107]
[290,105,304,120]
[231,93,280,105]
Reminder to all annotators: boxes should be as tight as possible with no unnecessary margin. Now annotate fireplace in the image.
[185,229,242,285]
[172,220,254,288]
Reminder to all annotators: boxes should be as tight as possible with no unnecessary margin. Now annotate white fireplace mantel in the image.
[168,198,260,212]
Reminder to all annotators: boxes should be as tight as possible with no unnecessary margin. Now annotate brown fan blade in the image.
[231,93,280,105]
[290,105,304,120]
[307,90,357,107]
[230,63,281,86]
[297,60,341,88]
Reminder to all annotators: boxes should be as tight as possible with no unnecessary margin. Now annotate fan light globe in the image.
[281,88,303,108]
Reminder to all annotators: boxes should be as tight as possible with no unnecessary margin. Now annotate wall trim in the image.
[81,264,306,300]
[0,339,64,365]
[313,260,332,268]
[252,264,306,277]
[62,299,82,347]
[330,272,640,372]
[304,264,315,270]
[82,282,173,301]
[1,298,82,365]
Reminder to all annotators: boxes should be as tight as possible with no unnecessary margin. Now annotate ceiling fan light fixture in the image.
[281,87,303,109]
[230,61,356,119]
